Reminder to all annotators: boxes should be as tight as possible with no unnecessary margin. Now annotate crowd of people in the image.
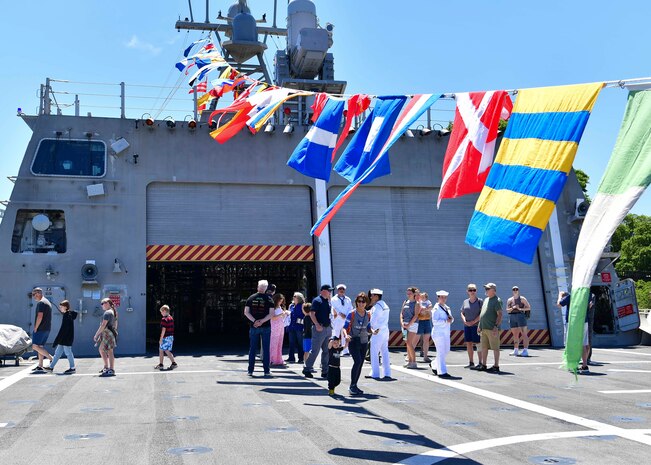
[244,279,549,396]
[27,279,591,387]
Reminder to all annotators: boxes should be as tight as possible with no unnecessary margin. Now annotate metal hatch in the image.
[613,279,640,332]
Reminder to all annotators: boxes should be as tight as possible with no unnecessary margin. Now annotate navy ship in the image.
[0,0,641,356]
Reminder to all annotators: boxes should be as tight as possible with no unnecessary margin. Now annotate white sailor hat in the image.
[436,290,449,297]
[370,288,383,296]
[336,284,346,290]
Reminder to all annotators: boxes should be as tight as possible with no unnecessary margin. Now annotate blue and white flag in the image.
[287,97,346,181]
[334,96,407,184]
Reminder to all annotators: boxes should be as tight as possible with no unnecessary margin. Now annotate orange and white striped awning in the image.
[147,244,314,262]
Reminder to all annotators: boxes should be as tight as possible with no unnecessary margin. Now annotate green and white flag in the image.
[563,90,651,370]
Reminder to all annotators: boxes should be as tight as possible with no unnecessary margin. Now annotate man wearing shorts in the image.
[477,283,503,373]
[31,288,53,372]
[460,284,482,368]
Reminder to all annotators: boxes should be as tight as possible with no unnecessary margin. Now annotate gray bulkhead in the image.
[0,110,591,355]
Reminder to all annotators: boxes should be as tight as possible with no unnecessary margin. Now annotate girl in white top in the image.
[430,290,454,378]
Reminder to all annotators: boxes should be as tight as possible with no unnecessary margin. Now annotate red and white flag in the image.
[437,91,512,207]
[188,81,208,94]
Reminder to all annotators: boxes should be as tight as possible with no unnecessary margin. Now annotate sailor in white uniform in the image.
[331,284,353,354]
[431,290,454,379]
[368,288,391,379]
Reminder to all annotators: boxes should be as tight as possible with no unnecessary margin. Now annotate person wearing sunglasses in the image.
[461,284,482,369]
[344,292,372,395]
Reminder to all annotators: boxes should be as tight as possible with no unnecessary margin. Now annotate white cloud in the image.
[125,35,162,56]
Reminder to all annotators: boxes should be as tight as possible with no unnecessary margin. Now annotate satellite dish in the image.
[81,263,99,281]
[32,214,51,232]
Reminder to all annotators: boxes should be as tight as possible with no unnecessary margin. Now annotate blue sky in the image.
[0,0,649,214]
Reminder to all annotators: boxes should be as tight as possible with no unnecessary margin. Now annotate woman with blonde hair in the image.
[400,287,421,369]
[94,298,118,377]
[286,292,305,363]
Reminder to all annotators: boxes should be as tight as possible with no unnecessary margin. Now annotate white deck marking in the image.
[396,429,651,464]
[593,348,651,357]
[607,369,651,373]
[392,365,651,447]
[0,364,38,393]
[598,389,651,394]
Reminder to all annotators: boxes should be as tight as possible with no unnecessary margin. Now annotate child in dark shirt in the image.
[327,336,343,396]
[155,305,177,371]
[302,303,313,365]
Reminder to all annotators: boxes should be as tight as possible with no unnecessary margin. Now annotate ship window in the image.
[11,209,66,254]
[31,139,106,177]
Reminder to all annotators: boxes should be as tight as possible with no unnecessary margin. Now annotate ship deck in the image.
[1,346,651,464]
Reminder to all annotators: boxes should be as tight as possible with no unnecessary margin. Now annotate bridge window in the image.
[31,139,106,177]
[11,209,66,254]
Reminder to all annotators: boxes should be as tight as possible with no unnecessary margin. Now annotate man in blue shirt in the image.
[303,284,333,378]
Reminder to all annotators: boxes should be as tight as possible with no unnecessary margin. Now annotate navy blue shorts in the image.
[417,319,432,334]
[463,325,480,343]
[32,331,50,346]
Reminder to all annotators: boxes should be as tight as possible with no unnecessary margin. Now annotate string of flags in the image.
[174,42,651,301]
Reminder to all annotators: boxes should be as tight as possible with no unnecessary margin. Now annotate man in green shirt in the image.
[475,282,503,373]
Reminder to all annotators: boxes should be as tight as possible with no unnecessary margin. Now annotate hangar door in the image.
[328,186,548,338]
[145,183,316,347]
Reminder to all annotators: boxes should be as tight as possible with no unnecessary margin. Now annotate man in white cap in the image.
[431,290,454,379]
[368,289,391,379]
[331,284,353,355]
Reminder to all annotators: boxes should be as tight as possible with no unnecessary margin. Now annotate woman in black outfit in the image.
[344,292,372,396]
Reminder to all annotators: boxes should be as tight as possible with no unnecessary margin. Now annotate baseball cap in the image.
[484,282,497,290]
[512,286,519,290]
[320,284,334,291]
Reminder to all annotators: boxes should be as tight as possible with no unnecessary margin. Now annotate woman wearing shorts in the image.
[94,298,118,377]
[400,287,420,369]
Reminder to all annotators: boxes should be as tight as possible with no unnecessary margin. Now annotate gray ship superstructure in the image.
[0,0,640,356]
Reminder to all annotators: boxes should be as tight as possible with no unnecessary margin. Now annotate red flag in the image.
[331,94,371,161]
[310,93,329,122]
[437,91,513,207]
[210,105,254,144]
[188,81,208,94]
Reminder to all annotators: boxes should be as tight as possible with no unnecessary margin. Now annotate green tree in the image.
[635,280,651,309]
[574,168,590,201]
[613,214,651,274]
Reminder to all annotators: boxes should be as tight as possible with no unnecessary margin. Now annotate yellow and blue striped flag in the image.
[465,82,603,264]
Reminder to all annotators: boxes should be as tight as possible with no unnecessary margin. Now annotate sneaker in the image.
[263,372,273,378]
[328,389,335,396]
[423,357,432,363]
[43,366,54,372]
[247,371,253,377]
[486,366,500,373]
[438,373,453,379]
[99,367,108,374]
[169,362,178,370]
[476,364,487,371]
[100,369,115,377]
[464,362,475,369]
[579,365,589,374]
[404,363,418,369]
[303,370,314,378]
[154,364,164,370]
[320,372,328,379]
[520,349,529,357]
[587,360,599,366]
[63,368,76,374]
[509,349,519,356]
[349,386,363,396]
[32,366,45,372]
